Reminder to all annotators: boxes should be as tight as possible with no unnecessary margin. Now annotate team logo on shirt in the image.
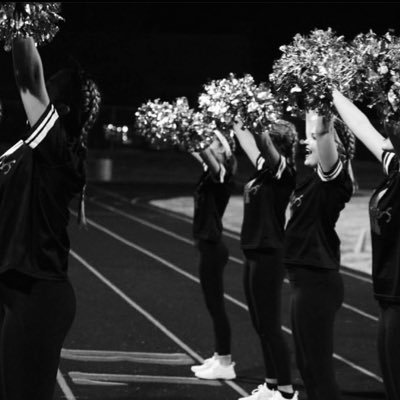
[0,158,16,175]
[370,206,392,235]
[291,194,304,208]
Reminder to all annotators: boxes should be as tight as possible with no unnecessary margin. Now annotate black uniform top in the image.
[0,104,84,280]
[241,155,295,250]
[284,160,353,269]
[369,151,400,303]
[193,161,235,242]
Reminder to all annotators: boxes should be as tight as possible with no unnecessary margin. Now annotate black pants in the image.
[197,239,231,355]
[377,301,400,400]
[288,265,344,400]
[0,270,76,400]
[243,248,292,384]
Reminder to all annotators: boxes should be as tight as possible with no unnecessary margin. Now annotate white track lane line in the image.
[71,215,383,384]
[57,369,76,400]
[69,372,222,386]
[88,198,379,323]
[70,250,247,396]
[61,349,194,364]
[89,187,373,284]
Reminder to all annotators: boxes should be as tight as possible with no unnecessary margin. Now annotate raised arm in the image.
[12,36,50,126]
[332,89,383,161]
[384,124,400,158]
[199,147,221,176]
[190,151,204,165]
[190,147,225,177]
[233,121,280,169]
[307,111,338,172]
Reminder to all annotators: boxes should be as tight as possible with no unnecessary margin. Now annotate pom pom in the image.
[199,74,282,143]
[173,97,216,152]
[240,82,283,134]
[0,3,64,51]
[135,99,181,147]
[351,30,400,122]
[198,73,257,130]
[135,97,216,152]
[270,28,358,117]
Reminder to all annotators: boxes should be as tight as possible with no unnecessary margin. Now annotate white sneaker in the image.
[271,390,299,400]
[238,383,275,400]
[190,354,217,373]
[194,359,236,380]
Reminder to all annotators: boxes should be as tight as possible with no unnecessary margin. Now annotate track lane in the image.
[89,184,375,285]
[87,185,380,317]
[88,196,379,323]
[60,242,248,399]
[66,199,385,398]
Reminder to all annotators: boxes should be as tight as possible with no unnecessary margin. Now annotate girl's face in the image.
[303,133,320,167]
[209,139,228,163]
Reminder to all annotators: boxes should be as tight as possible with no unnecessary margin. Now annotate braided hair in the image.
[332,116,356,162]
[269,119,298,165]
[46,65,102,225]
[77,73,101,226]
[332,116,357,192]
[80,75,102,149]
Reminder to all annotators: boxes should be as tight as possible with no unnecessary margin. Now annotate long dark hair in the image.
[46,63,101,225]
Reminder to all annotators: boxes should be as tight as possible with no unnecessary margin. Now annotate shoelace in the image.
[251,384,268,394]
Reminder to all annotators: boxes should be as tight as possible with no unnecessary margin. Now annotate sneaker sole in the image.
[195,373,236,380]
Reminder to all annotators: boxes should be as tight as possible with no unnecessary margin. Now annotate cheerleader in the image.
[233,120,298,400]
[0,34,100,399]
[284,111,354,400]
[333,89,400,400]
[190,131,237,380]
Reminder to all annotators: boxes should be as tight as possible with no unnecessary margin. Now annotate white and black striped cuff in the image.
[382,151,396,175]
[256,154,265,171]
[218,163,227,183]
[317,159,343,182]
[25,105,59,149]
[257,154,286,179]
[275,156,286,180]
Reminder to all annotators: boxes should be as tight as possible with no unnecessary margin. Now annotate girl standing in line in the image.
[333,89,400,400]
[190,131,237,380]
[233,120,298,400]
[0,31,100,399]
[284,112,354,400]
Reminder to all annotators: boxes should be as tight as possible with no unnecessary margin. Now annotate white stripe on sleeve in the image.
[218,163,227,183]
[317,160,343,182]
[256,155,265,171]
[275,156,286,180]
[382,152,396,176]
[0,140,24,158]
[25,106,59,149]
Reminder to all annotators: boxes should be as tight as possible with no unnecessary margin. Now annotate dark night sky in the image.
[57,2,400,108]
[2,2,400,107]
[1,2,400,141]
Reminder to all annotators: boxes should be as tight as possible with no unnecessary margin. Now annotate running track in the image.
[55,183,385,400]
